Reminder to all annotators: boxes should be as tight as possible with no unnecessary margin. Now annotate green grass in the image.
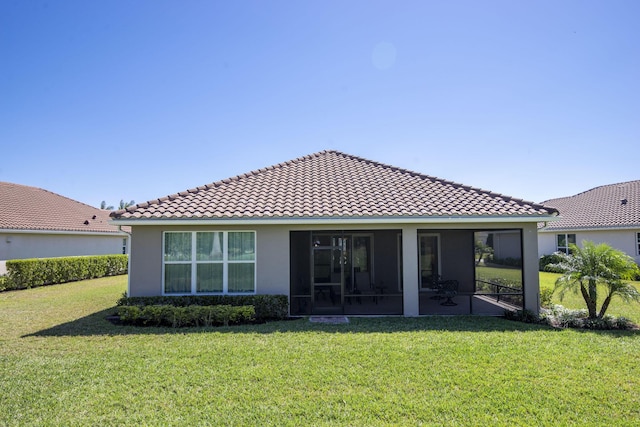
[1,276,640,426]
[475,265,523,285]
[540,272,640,323]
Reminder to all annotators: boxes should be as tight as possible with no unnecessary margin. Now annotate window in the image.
[556,233,576,254]
[122,238,127,255]
[163,231,255,294]
[637,232,640,256]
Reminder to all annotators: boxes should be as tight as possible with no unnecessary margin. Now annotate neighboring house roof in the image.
[540,180,640,231]
[111,150,557,223]
[0,182,127,234]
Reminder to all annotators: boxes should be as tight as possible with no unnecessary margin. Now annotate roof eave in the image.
[110,214,558,227]
[0,228,130,236]
[538,224,640,232]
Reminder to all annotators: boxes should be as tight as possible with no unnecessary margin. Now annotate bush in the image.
[117,294,288,322]
[539,287,554,309]
[539,305,636,330]
[539,254,564,272]
[4,255,128,291]
[504,309,539,323]
[0,275,8,292]
[117,304,255,327]
[491,257,522,268]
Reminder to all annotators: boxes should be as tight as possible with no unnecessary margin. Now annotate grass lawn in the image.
[1,276,640,426]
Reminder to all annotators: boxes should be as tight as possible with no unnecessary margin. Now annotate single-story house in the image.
[0,182,130,263]
[538,180,640,264]
[110,150,558,316]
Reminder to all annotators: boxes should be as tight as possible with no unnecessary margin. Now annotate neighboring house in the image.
[0,182,130,261]
[110,150,558,316]
[538,180,640,264]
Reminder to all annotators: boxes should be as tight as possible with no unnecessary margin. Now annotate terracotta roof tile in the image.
[111,150,557,221]
[540,180,640,230]
[0,182,127,234]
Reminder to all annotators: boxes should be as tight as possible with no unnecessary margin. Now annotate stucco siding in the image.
[128,227,163,296]
[0,232,126,261]
[522,223,540,313]
[537,233,557,258]
[128,224,291,297]
[128,221,542,315]
[538,229,640,263]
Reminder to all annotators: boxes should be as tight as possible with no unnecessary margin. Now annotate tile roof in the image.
[540,180,640,230]
[0,182,126,234]
[111,150,558,221]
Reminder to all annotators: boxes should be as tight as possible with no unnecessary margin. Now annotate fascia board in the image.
[538,225,640,233]
[0,229,129,236]
[110,215,559,227]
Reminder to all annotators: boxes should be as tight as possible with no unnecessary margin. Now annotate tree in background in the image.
[100,201,114,210]
[549,241,640,319]
[100,200,135,210]
[118,199,135,210]
[474,238,494,266]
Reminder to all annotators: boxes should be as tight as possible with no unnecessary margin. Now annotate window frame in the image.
[162,231,256,295]
[418,233,441,290]
[556,233,576,254]
[637,232,640,256]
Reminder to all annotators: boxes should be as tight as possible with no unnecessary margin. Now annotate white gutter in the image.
[539,225,640,232]
[0,228,129,236]
[110,215,559,227]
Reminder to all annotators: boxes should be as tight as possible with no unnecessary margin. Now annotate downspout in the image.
[118,225,132,297]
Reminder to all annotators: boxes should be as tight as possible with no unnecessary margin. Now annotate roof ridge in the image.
[110,150,559,219]
[541,179,640,204]
[321,151,556,213]
[111,150,334,217]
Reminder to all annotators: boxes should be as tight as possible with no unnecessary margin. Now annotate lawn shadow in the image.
[25,307,640,337]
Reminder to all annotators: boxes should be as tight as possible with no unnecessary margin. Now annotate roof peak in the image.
[112,150,558,219]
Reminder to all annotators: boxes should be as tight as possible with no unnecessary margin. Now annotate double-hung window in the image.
[556,233,576,254]
[163,231,255,294]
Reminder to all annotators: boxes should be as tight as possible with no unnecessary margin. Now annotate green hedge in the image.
[539,254,564,272]
[117,304,255,328]
[4,255,128,290]
[117,294,288,322]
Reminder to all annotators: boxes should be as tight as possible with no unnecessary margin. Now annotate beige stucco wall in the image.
[0,232,127,261]
[521,223,541,313]
[128,224,290,297]
[539,229,640,264]
[127,221,541,314]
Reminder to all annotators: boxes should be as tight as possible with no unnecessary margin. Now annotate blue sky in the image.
[1,0,638,209]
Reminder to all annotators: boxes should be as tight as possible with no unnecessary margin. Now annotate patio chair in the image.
[353,272,379,304]
[437,279,459,306]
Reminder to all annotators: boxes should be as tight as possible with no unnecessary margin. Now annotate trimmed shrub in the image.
[0,275,8,292]
[539,305,636,330]
[539,254,564,272]
[117,304,255,328]
[116,294,288,322]
[503,309,539,323]
[539,287,554,309]
[5,255,128,291]
[491,257,522,268]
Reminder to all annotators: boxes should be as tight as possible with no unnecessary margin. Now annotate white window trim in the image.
[162,231,256,296]
[556,233,576,254]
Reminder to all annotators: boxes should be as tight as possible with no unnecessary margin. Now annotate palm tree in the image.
[100,201,114,210]
[549,241,640,319]
[118,199,135,210]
